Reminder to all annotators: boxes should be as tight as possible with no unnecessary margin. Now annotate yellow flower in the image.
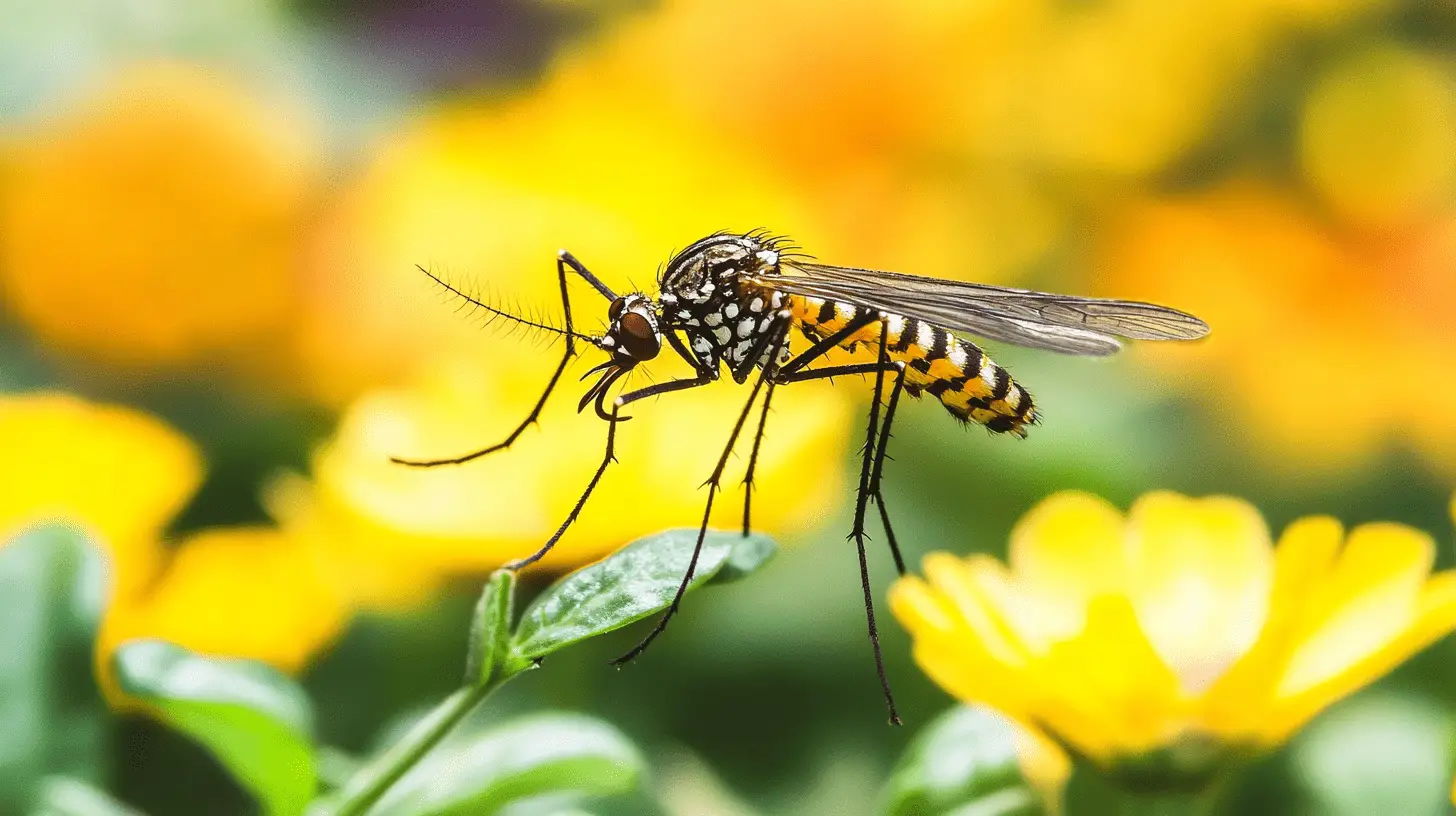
[0,393,201,597]
[101,527,347,677]
[0,393,346,694]
[1300,44,1456,228]
[297,78,813,407]
[270,351,855,607]
[890,490,1456,789]
[0,60,318,374]
[1097,182,1456,477]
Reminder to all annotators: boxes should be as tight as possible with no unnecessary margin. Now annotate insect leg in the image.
[559,249,618,301]
[392,251,609,468]
[506,369,717,570]
[611,317,791,666]
[773,322,904,726]
[869,361,909,576]
[664,329,709,371]
[776,311,879,379]
[504,403,620,570]
[740,378,776,536]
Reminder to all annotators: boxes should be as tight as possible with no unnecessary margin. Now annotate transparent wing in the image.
[746,261,1210,357]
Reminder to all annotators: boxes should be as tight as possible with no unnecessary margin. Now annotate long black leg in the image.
[774,322,903,726]
[558,249,618,301]
[740,378,777,536]
[773,358,908,572]
[393,252,609,467]
[776,312,879,379]
[869,362,909,576]
[612,318,791,666]
[505,371,715,570]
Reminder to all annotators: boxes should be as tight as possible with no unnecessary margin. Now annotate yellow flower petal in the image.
[0,393,202,597]
[1011,725,1072,816]
[1266,567,1456,743]
[1277,522,1434,698]
[923,553,1031,668]
[1008,490,1126,640]
[103,527,348,679]
[891,568,1042,722]
[1199,515,1343,738]
[1123,492,1273,694]
[887,575,960,636]
[1036,596,1185,761]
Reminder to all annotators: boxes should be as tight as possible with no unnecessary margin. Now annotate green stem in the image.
[328,674,510,816]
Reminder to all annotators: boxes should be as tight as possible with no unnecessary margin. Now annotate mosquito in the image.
[393,230,1210,724]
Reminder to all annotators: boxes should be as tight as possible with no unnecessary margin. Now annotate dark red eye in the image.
[619,312,660,359]
[608,297,626,320]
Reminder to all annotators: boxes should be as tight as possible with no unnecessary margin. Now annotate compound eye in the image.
[608,297,627,320]
[619,311,660,360]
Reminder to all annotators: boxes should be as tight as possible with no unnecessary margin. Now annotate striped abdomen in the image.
[789,296,1038,436]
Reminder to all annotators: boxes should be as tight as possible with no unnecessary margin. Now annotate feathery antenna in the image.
[415,264,597,342]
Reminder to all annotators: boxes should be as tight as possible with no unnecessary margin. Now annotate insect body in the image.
[787,298,1037,435]
[395,230,1210,724]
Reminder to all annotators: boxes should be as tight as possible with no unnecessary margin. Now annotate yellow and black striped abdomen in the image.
[789,296,1038,436]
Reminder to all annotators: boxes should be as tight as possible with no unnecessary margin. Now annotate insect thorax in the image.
[657,234,790,374]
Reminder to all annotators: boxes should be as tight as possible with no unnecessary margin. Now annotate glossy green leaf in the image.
[369,712,644,816]
[881,706,1045,816]
[0,523,109,811]
[465,570,529,687]
[112,640,316,816]
[707,533,778,585]
[31,776,145,816]
[511,528,771,659]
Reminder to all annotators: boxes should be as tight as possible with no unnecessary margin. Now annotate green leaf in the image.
[511,528,771,659]
[369,713,645,816]
[30,776,145,816]
[112,640,316,816]
[465,570,528,687]
[707,533,778,585]
[0,523,110,811]
[881,706,1045,816]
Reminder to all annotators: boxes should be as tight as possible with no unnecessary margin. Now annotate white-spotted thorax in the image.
[656,233,792,381]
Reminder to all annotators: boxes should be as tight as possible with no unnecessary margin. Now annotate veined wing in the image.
[745,261,1210,357]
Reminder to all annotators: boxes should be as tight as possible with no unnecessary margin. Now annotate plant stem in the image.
[327,677,506,816]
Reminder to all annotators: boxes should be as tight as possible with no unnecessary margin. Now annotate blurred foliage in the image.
[1,0,1455,814]
[0,523,777,815]
[880,706,1054,816]
[0,525,108,813]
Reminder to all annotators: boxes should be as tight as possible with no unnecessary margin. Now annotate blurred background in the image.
[1,0,1455,813]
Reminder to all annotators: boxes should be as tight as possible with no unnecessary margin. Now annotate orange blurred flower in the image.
[1098,182,1456,475]
[0,61,319,375]
[0,393,345,694]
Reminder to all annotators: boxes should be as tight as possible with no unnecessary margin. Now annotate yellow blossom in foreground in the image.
[890,490,1456,788]
[0,393,346,692]
[0,60,317,373]
[271,351,855,608]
